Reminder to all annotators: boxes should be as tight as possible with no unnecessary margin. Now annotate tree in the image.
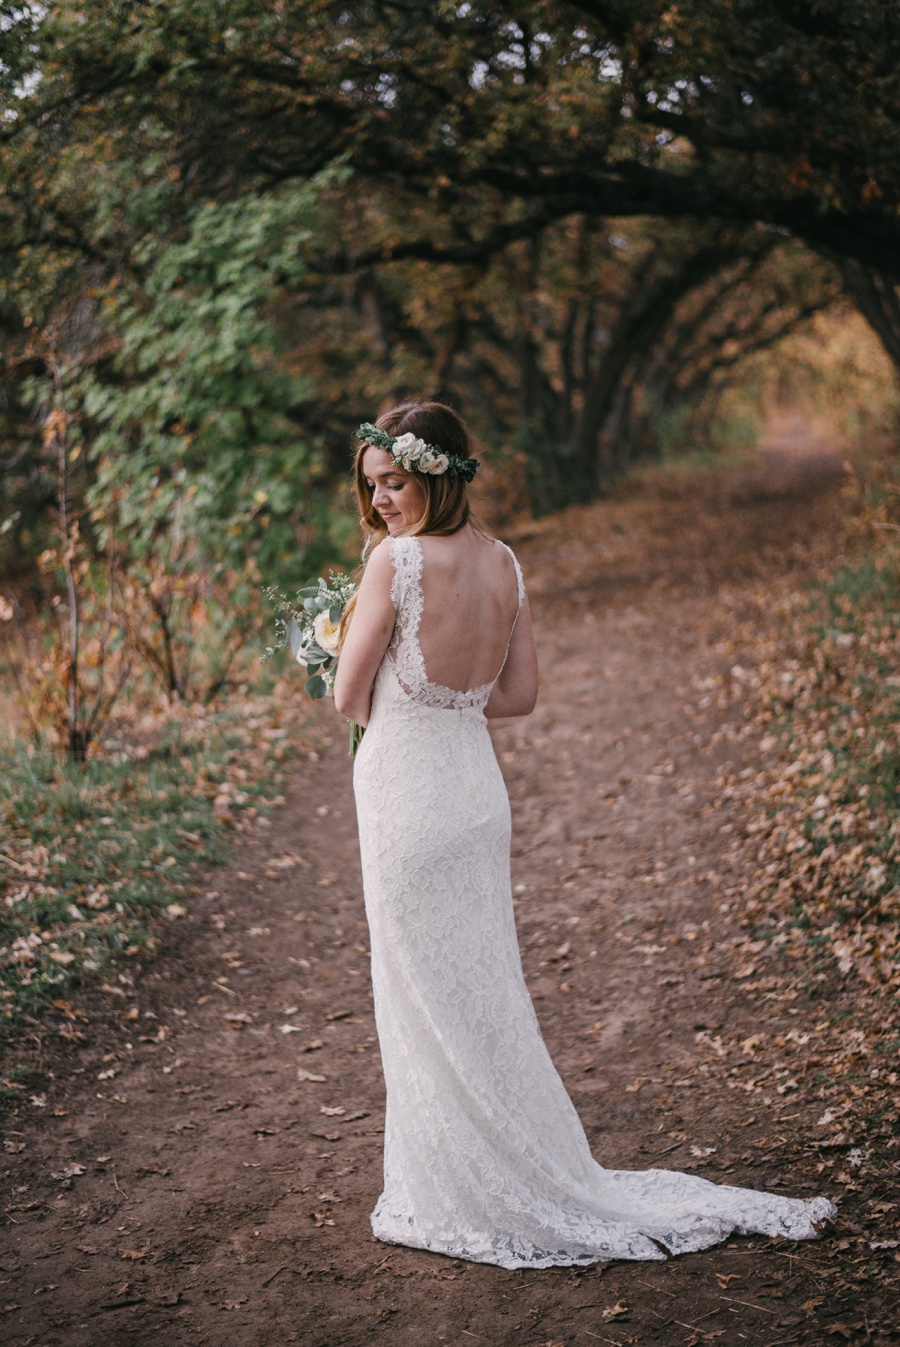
[9,1,897,264]
[1,0,896,553]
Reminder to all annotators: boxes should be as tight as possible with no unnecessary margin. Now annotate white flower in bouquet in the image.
[314,611,342,655]
[263,570,364,755]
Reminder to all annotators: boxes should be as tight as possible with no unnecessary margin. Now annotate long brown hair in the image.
[353,401,474,556]
[340,401,481,644]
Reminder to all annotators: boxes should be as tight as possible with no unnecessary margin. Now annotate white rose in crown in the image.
[393,432,427,464]
[313,611,342,655]
[427,452,450,474]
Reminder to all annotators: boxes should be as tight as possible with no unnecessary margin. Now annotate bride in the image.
[333,399,835,1269]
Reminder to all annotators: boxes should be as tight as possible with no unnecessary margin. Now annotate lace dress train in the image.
[352,536,835,1269]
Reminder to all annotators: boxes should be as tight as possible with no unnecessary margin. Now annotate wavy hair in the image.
[340,401,480,646]
[352,401,473,557]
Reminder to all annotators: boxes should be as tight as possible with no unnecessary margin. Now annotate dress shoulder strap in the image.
[386,537,428,695]
[388,536,424,629]
[499,541,526,611]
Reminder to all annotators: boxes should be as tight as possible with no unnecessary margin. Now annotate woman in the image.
[334,400,835,1269]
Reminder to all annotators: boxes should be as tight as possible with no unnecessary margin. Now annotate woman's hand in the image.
[485,594,539,719]
[333,542,395,726]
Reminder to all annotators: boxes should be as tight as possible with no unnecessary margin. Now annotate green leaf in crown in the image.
[352,423,479,483]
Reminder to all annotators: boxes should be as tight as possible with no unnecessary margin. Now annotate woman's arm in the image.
[333,542,395,726]
[485,594,539,719]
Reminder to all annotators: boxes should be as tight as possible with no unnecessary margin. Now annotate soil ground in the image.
[2,422,894,1346]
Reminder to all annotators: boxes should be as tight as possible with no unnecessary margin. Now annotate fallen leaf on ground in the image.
[716,1272,742,1288]
[602,1300,629,1321]
[297,1068,326,1082]
[320,1105,345,1116]
[50,1164,86,1180]
[119,1249,147,1260]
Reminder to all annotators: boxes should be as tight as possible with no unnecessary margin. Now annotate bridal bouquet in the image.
[263,574,364,753]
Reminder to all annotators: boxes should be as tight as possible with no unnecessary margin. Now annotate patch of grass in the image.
[820,554,900,613]
[729,533,900,993]
[0,688,307,1046]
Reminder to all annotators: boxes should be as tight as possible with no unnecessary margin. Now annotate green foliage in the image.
[1,0,898,617]
[77,182,340,585]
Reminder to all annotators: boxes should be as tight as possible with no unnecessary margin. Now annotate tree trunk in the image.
[833,259,900,373]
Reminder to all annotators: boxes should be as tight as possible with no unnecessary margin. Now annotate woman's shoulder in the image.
[365,535,393,563]
[364,535,423,601]
[360,537,397,588]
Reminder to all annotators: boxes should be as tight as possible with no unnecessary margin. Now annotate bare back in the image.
[414,530,521,694]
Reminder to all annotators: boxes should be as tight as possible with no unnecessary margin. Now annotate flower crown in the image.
[353,422,479,482]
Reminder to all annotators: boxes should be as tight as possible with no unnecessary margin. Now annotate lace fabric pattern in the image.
[352,537,836,1269]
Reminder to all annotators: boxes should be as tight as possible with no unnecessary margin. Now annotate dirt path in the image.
[3,429,884,1346]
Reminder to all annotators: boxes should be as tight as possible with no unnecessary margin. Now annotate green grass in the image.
[0,709,283,1045]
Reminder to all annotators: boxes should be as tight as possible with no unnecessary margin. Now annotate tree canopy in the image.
[8,1,898,268]
[0,0,897,593]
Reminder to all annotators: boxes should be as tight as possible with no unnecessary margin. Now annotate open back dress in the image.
[352,533,835,1268]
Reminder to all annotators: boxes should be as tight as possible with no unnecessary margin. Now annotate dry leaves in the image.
[602,1300,630,1321]
[50,1163,85,1180]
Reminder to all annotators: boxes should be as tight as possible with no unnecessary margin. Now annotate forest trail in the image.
[4,424,879,1347]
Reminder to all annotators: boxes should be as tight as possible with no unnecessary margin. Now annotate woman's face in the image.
[362,445,426,535]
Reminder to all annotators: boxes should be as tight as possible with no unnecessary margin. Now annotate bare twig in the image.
[111,1165,130,1201]
[262,1265,291,1287]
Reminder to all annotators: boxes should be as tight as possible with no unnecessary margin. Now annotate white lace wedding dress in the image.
[352,535,835,1269]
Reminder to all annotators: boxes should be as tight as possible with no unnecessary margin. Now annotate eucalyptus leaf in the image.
[305,674,327,699]
[287,617,305,661]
